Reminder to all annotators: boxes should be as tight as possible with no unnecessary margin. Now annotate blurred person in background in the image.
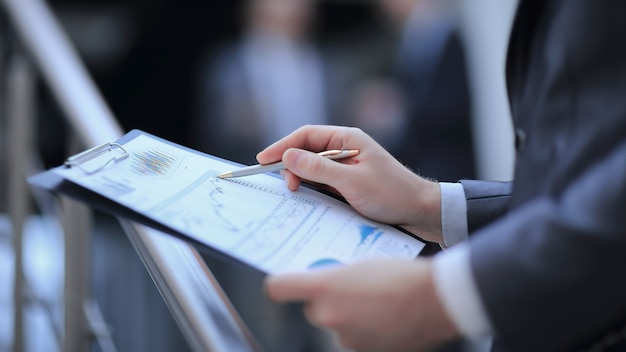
[193,0,339,165]
[368,0,475,181]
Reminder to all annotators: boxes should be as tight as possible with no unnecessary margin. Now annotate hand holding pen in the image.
[217,149,359,179]
[254,125,443,243]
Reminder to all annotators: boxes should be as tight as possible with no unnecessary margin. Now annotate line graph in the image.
[148,173,320,264]
[139,163,421,271]
[214,178,319,262]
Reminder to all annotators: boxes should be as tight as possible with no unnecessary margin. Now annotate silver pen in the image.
[217,149,360,179]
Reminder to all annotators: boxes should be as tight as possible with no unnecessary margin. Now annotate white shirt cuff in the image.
[432,243,493,339]
[439,182,469,247]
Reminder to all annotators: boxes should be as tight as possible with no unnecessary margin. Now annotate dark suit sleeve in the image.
[459,180,512,233]
[468,140,626,351]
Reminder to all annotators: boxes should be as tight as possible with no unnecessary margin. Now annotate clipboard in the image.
[29,129,427,275]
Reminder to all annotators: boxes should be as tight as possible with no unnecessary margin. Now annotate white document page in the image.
[56,134,425,274]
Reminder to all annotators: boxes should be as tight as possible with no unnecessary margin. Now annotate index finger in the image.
[256,125,355,165]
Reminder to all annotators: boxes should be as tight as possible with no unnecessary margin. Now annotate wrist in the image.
[401,177,443,243]
[416,259,462,346]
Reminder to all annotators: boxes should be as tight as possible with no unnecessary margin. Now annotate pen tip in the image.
[216,172,231,179]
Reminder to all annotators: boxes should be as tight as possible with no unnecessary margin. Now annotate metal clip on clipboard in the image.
[64,142,129,175]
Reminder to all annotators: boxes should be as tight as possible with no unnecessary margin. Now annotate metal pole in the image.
[7,51,35,352]
[0,1,121,349]
[0,0,123,146]
[61,157,92,352]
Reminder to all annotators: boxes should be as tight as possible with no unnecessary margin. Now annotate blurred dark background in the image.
[42,0,388,160]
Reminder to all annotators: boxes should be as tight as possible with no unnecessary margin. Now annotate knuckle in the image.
[308,154,327,176]
[345,126,365,138]
[298,124,315,133]
[346,126,363,134]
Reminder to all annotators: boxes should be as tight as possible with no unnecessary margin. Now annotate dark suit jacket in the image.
[459,1,626,351]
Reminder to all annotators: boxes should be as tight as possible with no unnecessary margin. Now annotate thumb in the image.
[282,148,347,188]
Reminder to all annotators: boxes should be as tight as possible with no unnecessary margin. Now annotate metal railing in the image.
[0,0,256,351]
